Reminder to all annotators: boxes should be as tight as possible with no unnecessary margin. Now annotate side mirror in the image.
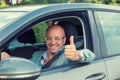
[0,57,41,80]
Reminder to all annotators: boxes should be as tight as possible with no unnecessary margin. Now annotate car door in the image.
[95,11,120,80]
[35,10,108,80]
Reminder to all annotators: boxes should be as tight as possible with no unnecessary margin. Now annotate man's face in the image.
[45,25,66,54]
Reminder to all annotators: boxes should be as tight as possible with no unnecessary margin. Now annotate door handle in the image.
[85,72,106,80]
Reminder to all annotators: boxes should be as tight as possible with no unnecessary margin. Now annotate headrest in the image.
[58,21,79,44]
[17,29,36,44]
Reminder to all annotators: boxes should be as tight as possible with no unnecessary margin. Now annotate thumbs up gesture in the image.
[64,36,81,61]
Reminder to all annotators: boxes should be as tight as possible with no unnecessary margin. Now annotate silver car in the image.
[0,3,120,80]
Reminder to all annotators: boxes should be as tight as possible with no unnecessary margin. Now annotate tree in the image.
[102,0,112,4]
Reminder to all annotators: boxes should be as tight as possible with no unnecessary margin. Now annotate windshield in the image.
[0,11,27,29]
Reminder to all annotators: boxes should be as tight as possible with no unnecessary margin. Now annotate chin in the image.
[50,50,58,54]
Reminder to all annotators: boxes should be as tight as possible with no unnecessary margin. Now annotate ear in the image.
[63,37,66,44]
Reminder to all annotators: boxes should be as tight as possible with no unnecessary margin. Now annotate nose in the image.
[51,38,56,44]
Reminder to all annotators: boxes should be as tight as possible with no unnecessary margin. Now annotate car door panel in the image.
[37,61,108,80]
[105,56,120,80]
[61,61,108,80]
[95,11,120,80]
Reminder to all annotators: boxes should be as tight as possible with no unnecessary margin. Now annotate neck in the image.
[44,51,55,64]
[48,52,55,60]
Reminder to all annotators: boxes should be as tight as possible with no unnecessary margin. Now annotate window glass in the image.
[97,11,120,56]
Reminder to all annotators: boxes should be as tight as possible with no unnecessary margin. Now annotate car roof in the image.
[0,3,120,12]
[0,5,48,12]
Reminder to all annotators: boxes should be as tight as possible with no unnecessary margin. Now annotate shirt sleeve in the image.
[78,49,96,63]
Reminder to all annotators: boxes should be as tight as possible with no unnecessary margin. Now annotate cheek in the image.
[46,43,50,47]
[45,42,49,47]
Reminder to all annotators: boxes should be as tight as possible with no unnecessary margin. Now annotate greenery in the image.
[0,0,120,7]
[33,22,48,43]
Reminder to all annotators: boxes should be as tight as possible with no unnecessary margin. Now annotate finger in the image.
[65,55,75,60]
[64,48,75,52]
[65,51,80,61]
[65,55,72,59]
[70,36,74,45]
[65,45,75,49]
[64,52,73,57]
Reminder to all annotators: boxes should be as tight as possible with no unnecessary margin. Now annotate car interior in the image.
[6,17,84,66]
[8,29,38,59]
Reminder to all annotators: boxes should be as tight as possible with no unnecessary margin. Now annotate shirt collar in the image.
[42,51,48,61]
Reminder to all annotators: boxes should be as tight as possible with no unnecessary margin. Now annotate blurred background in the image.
[0,0,120,8]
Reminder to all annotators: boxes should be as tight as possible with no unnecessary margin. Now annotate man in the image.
[31,24,95,68]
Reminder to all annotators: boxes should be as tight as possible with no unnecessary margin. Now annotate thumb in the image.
[70,36,75,45]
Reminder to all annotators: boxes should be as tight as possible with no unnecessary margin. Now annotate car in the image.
[0,3,120,80]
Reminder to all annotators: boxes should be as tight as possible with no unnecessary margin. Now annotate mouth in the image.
[49,45,59,52]
[50,45,57,50]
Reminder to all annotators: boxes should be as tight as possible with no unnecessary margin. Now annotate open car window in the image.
[8,16,85,67]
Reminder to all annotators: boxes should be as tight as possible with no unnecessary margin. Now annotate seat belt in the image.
[42,48,64,69]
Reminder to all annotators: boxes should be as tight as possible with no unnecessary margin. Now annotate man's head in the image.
[45,25,66,54]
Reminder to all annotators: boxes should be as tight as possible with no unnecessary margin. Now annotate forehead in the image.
[46,25,65,36]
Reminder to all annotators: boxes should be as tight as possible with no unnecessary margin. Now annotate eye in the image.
[55,36,65,41]
[55,37,62,41]
[45,37,52,41]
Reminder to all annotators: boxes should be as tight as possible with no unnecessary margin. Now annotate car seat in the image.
[58,21,84,50]
[9,29,36,59]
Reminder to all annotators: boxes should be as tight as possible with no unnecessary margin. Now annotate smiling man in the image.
[31,24,95,68]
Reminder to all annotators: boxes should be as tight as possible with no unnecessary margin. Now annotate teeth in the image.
[50,45,58,49]
[51,46,56,49]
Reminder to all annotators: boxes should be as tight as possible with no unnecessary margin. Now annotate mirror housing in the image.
[0,57,40,80]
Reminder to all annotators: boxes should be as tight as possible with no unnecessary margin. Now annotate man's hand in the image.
[1,52,10,60]
[64,36,81,61]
